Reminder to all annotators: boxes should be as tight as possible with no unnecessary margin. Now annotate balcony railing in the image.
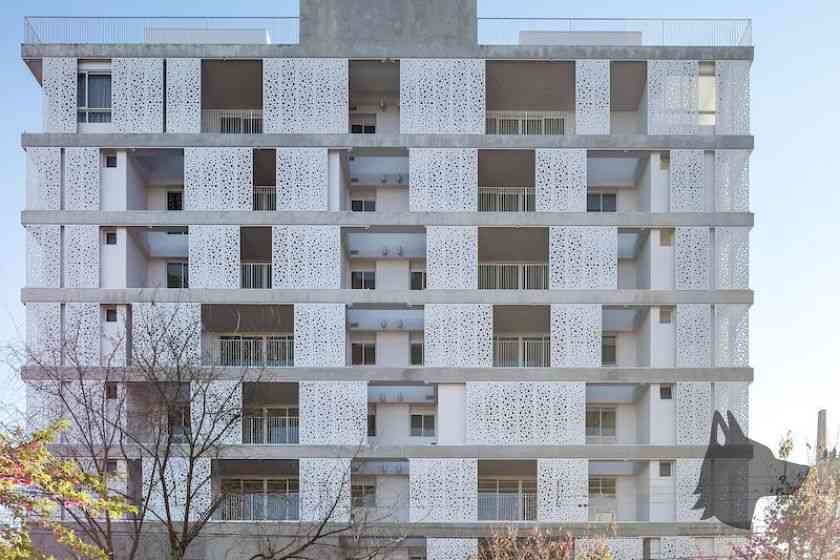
[213,335,294,368]
[241,262,272,289]
[218,493,299,521]
[478,493,537,521]
[253,186,276,211]
[478,187,535,212]
[201,109,263,134]
[486,111,570,136]
[494,336,551,367]
[479,263,549,290]
[477,18,752,47]
[243,415,299,444]
[24,17,299,44]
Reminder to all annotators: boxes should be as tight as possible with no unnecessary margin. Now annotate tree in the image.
[473,528,616,560]
[0,420,134,560]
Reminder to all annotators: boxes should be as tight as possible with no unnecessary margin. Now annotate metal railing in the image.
[201,109,263,134]
[478,186,536,212]
[486,111,570,135]
[241,262,272,289]
[479,263,549,290]
[242,415,299,444]
[478,493,537,521]
[218,493,299,521]
[493,336,551,368]
[24,17,299,44]
[477,18,752,47]
[213,336,294,367]
[253,186,276,211]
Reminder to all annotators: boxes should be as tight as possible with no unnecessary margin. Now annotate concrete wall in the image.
[648,230,674,289]
[650,153,670,213]
[437,384,466,445]
[125,229,148,289]
[375,331,409,366]
[376,260,410,290]
[125,151,146,211]
[377,188,410,212]
[100,151,124,211]
[648,460,676,521]
[369,403,436,446]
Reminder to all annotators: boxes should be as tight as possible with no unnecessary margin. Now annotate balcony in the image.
[241,262,272,289]
[485,110,569,135]
[486,62,575,134]
[478,493,537,521]
[219,493,299,521]
[212,335,293,368]
[479,263,548,290]
[201,109,263,134]
[200,60,263,134]
[253,186,276,211]
[478,187,535,212]
[493,336,550,367]
[242,412,299,444]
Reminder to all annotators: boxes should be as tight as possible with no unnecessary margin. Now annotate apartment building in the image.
[20,1,753,558]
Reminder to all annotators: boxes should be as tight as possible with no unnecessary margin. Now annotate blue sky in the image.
[1,0,838,464]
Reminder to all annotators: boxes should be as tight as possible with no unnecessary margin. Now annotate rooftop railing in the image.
[477,18,752,47]
[23,16,299,44]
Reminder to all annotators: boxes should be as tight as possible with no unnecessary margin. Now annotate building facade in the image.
[21,1,753,558]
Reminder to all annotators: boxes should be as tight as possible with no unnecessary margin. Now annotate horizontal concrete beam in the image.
[21,210,755,228]
[20,365,753,383]
[21,288,754,305]
[20,132,755,150]
[21,43,755,61]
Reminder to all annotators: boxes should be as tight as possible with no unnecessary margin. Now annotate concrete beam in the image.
[21,288,754,305]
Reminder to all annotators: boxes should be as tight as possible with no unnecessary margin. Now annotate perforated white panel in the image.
[716,227,749,290]
[716,61,751,135]
[409,459,477,522]
[25,382,64,434]
[42,57,76,133]
[293,304,346,367]
[112,58,164,133]
[191,381,241,445]
[263,58,349,133]
[184,148,253,210]
[549,227,617,289]
[300,381,367,445]
[427,539,478,560]
[715,537,748,558]
[676,458,705,521]
[661,537,700,560]
[26,225,60,288]
[426,227,478,289]
[715,150,750,212]
[466,382,585,445]
[550,304,601,367]
[409,149,477,211]
[143,457,211,522]
[300,458,352,523]
[276,148,328,210]
[400,59,485,134]
[424,304,492,367]
[538,459,588,522]
[63,147,100,210]
[26,148,61,211]
[165,58,201,133]
[716,304,749,368]
[535,149,587,212]
[670,150,705,212]
[575,60,610,135]
[64,303,100,367]
[63,225,99,289]
[714,382,749,436]
[131,303,201,367]
[675,227,710,290]
[189,225,240,289]
[575,538,642,560]
[676,382,712,445]
[647,60,699,135]
[676,304,712,368]
[272,226,341,289]
[26,303,61,366]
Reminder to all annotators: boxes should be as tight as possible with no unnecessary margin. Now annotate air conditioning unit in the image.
[350,321,359,328]
[395,246,403,256]
[381,247,389,256]
[380,320,388,329]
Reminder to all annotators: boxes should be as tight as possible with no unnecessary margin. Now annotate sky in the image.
[1,0,838,465]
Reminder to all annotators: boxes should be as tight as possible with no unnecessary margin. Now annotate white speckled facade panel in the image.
[575,60,610,135]
[675,227,711,290]
[184,148,253,210]
[263,58,349,133]
[26,225,61,288]
[551,304,602,367]
[299,458,352,522]
[131,303,201,367]
[272,226,341,289]
[63,225,99,289]
[64,303,100,367]
[676,458,705,522]
[676,304,712,368]
[165,58,201,133]
[535,149,587,212]
[676,382,712,445]
[191,381,242,445]
[549,227,617,289]
[63,147,100,210]
[299,381,367,445]
[112,58,164,133]
[716,227,749,290]
[426,539,478,560]
[409,458,477,522]
[26,303,61,366]
[143,457,211,522]
[400,59,485,134]
[716,304,749,368]
[26,148,61,210]
[538,459,588,522]
[670,150,705,212]
[647,60,699,135]
[715,150,750,212]
[275,148,329,210]
[714,381,749,436]
[716,61,751,135]
[424,304,492,368]
[426,226,477,289]
[575,538,643,560]
[409,148,478,211]
[188,225,240,289]
[42,57,76,133]
[293,304,346,368]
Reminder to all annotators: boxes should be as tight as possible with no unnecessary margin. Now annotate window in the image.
[410,414,435,437]
[587,192,617,213]
[351,270,376,290]
[350,114,376,134]
[601,335,617,366]
[105,308,118,322]
[367,413,377,437]
[659,384,673,400]
[586,407,617,439]
[166,262,189,288]
[659,461,673,477]
[659,307,673,324]
[660,229,674,246]
[351,343,376,365]
[167,191,184,211]
[168,404,191,442]
[104,231,117,245]
[410,342,424,366]
[588,477,616,496]
[698,62,717,126]
[351,481,377,507]
[104,154,117,168]
[77,72,112,123]
[105,460,118,474]
[410,271,427,290]
[350,199,376,212]
[105,382,118,400]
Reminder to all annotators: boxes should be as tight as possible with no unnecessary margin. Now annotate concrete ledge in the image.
[20,132,755,150]
[20,365,754,383]
[21,210,755,228]
[21,288,754,305]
